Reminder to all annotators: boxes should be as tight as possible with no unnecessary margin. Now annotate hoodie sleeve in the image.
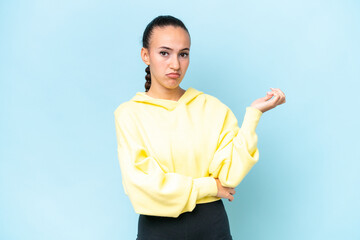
[114,110,218,218]
[209,106,263,188]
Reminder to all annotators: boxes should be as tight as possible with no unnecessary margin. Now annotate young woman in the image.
[114,15,286,240]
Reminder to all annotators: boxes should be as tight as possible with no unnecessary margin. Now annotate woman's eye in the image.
[160,51,168,56]
[180,53,189,57]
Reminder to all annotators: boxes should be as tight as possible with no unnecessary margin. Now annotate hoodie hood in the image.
[130,87,203,111]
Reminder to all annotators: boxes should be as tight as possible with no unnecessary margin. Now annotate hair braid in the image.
[145,65,151,92]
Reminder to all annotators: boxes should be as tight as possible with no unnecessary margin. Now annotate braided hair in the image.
[142,15,190,92]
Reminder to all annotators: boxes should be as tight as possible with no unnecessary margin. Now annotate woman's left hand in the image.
[250,87,286,113]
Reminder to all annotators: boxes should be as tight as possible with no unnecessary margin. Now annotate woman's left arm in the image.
[209,88,286,188]
[209,106,263,188]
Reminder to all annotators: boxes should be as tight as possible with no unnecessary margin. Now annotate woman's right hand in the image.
[215,178,236,202]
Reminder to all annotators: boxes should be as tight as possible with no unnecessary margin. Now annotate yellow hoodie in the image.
[114,87,263,218]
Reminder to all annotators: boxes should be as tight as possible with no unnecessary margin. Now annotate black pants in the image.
[136,199,233,240]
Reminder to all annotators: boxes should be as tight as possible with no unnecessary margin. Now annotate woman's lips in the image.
[166,73,180,78]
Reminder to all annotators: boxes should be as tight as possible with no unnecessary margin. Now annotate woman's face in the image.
[141,25,190,90]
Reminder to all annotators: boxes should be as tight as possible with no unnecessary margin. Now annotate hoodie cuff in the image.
[194,177,218,199]
[240,106,263,132]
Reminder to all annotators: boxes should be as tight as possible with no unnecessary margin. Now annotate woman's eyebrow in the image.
[158,46,190,51]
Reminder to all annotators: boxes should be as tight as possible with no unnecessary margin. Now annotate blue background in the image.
[1,0,359,239]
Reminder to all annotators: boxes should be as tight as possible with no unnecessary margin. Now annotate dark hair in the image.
[142,15,190,92]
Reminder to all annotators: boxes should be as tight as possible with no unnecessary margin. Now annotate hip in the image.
[136,199,233,240]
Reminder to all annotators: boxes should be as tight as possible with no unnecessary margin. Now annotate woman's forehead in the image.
[150,26,190,49]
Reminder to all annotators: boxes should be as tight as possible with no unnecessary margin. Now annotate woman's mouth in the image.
[166,73,180,79]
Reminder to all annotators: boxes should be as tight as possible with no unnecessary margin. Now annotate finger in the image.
[274,94,282,105]
[279,94,286,104]
[271,94,282,107]
[267,90,275,96]
[265,91,275,101]
[270,88,282,96]
[278,89,286,103]
[277,89,286,99]
[229,195,234,201]
[271,88,286,103]
[270,88,282,98]
[273,90,285,105]
[264,92,274,101]
[268,90,280,104]
[270,93,280,104]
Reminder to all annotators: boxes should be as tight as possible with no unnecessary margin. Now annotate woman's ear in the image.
[141,47,150,65]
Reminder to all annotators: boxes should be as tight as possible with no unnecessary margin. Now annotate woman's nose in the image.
[170,56,180,70]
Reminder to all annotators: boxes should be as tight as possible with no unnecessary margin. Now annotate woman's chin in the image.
[164,79,182,88]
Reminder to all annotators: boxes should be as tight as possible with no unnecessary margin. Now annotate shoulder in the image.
[113,101,138,122]
[199,91,240,124]
[200,92,232,112]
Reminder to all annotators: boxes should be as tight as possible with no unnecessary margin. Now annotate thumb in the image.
[264,92,273,101]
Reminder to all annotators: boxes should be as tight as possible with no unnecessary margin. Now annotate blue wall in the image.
[1,0,359,239]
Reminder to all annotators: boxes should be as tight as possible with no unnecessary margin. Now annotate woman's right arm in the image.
[114,109,218,218]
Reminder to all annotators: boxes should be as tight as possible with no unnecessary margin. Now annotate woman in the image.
[114,15,286,240]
